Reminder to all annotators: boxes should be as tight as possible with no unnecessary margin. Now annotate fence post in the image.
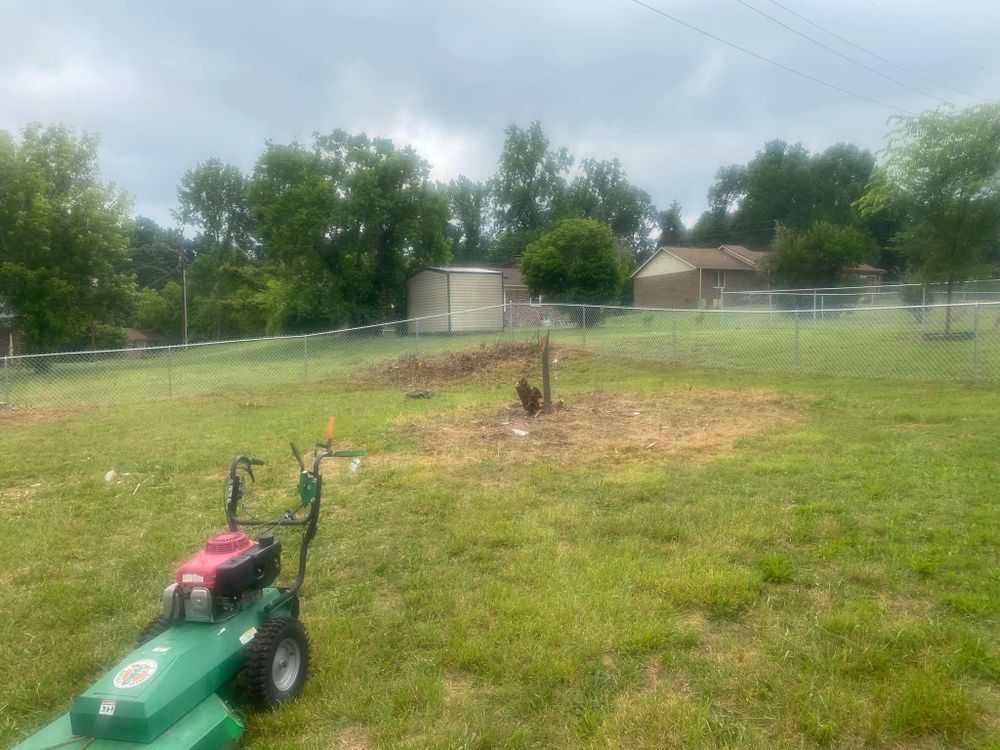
[794,312,801,373]
[3,356,10,411]
[166,345,173,397]
[812,290,817,321]
[415,318,420,353]
[582,306,587,348]
[974,303,981,381]
[303,335,309,383]
[671,317,678,360]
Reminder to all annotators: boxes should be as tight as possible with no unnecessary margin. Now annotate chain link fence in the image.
[3,301,999,411]
[720,278,1000,312]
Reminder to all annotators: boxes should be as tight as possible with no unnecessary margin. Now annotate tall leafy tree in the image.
[690,141,882,253]
[174,159,265,338]
[656,201,687,248]
[445,176,492,264]
[128,216,182,290]
[249,131,451,330]
[521,218,625,307]
[175,158,253,252]
[490,122,572,261]
[565,158,657,262]
[0,124,135,352]
[767,221,875,288]
[859,103,1000,331]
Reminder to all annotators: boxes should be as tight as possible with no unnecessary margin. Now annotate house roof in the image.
[848,263,886,274]
[632,246,760,277]
[425,266,502,275]
[720,245,768,267]
[125,328,165,342]
[488,265,527,287]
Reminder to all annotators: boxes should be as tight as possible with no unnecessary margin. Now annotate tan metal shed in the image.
[406,267,504,333]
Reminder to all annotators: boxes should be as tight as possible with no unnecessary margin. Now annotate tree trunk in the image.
[515,377,542,414]
[540,333,552,414]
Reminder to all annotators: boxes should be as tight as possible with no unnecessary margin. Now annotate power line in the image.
[730,0,953,106]
[760,0,988,102]
[626,0,913,114]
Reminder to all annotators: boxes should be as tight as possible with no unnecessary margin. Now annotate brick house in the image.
[632,245,768,309]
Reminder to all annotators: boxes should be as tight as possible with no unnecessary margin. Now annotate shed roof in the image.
[425,266,502,275]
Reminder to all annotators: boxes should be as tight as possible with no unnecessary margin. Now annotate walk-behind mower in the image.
[15,419,364,750]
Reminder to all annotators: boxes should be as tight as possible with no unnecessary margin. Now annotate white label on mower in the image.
[152,646,170,653]
[182,573,204,583]
[239,627,257,645]
[112,659,158,689]
[99,700,116,716]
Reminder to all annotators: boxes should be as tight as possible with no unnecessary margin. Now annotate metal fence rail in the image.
[3,301,998,411]
[720,279,1000,313]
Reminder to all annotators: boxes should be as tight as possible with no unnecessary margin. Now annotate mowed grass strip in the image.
[0,354,997,749]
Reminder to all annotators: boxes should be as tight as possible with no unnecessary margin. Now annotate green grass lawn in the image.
[1,350,998,749]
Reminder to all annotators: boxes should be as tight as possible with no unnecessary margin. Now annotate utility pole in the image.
[179,227,189,346]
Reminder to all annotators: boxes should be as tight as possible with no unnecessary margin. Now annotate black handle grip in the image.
[250,458,264,466]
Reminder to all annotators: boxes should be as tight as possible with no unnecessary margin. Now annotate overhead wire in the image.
[760,0,988,102]
[730,0,952,106]
[626,0,913,114]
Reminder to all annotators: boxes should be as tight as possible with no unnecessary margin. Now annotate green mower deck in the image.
[14,588,295,750]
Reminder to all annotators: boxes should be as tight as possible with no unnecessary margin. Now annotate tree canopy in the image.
[859,104,1000,291]
[689,140,887,263]
[521,218,625,305]
[766,221,875,288]
[0,124,135,352]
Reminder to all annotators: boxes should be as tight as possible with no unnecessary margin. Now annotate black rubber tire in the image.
[246,617,310,708]
[137,615,172,647]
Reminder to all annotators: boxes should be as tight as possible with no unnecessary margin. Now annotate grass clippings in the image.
[363,340,584,387]
[402,388,804,466]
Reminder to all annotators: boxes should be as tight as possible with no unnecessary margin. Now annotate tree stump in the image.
[515,377,543,414]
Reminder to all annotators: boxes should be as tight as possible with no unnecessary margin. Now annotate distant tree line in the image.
[1,105,998,352]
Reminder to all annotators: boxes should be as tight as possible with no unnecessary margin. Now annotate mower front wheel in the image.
[246,617,310,708]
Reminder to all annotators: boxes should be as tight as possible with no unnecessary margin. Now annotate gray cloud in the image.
[1,0,996,227]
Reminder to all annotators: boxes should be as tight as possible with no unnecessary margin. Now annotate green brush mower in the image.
[15,418,364,749]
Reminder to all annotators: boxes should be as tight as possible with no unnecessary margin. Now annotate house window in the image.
[712,271,726,289]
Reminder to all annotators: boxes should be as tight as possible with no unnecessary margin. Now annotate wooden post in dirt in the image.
[540,332,552,413]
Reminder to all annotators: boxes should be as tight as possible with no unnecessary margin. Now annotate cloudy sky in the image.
[1,0,996,227]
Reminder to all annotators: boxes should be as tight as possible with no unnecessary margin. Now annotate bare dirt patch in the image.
[400,388,804,466]
[0,404,101,428]
[362,340,586,388]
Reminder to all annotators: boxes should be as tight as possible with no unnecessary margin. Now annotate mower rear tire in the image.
[136,615,172,647]
[246,617,310,708]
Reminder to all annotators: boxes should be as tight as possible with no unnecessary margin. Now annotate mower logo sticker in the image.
[113,659,158,689]
[182,573,204,583]
[239,627,257,645]
[99,700,116,716]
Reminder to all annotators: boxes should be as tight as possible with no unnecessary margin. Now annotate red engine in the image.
[176,531,257,589]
